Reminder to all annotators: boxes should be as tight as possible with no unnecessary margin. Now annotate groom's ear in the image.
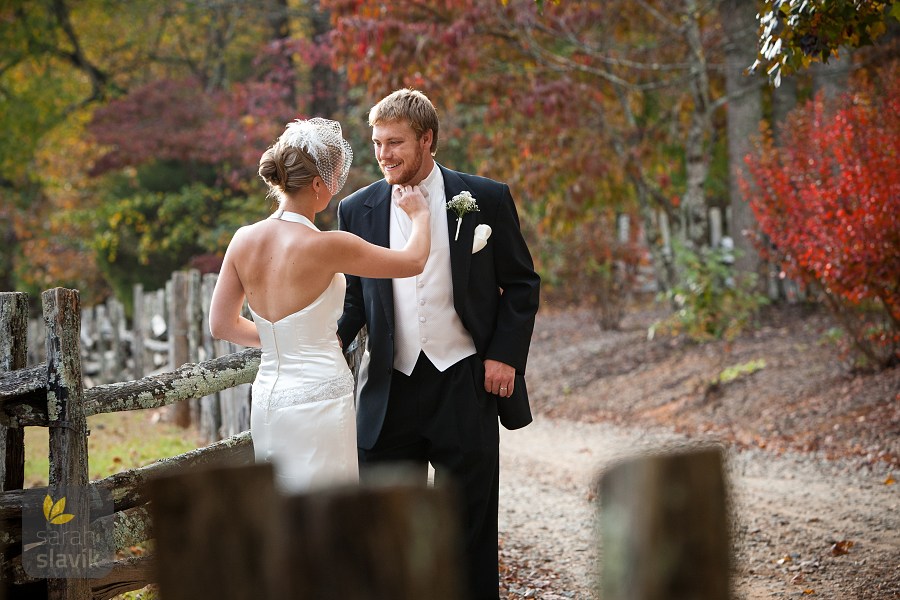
[420,128,433,150]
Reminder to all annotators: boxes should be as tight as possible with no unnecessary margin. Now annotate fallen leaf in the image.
[884,474,896,485]
[830,540,854,556]
[802,589,815,595]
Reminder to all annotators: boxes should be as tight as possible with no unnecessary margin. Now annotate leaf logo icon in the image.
[42,494,75,525]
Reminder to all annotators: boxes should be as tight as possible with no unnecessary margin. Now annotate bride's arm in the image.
[328,186,431,279]
[209,234,261,348]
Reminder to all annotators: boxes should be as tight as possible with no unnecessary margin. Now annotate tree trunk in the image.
[310,1,340,117]
[812,49,852,102]
[679,0,715,252]
[723,0,764,278]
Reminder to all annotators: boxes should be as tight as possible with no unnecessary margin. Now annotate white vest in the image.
[390,164,476,375]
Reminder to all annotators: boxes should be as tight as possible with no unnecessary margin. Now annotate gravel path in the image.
[498,416,900,599]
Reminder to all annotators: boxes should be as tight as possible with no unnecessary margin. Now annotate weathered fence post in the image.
[0,292,27,491]
[107,297,127,383]
[198,274,222,443]
[149,464,464,600]
[186,270,202,428]
[43,288,91,599]
[167,272,191,427]
[1,292,28,600]
[132,283,145,380]
[599,446,731,600]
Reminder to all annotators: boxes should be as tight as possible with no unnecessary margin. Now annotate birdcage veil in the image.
[281,118,353,195]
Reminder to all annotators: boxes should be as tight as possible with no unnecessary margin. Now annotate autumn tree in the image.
[753,0,899,85]
[1,0,344,303]
[326,1,769,312]
[744,63,900,368]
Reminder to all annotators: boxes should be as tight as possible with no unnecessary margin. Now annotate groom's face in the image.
[372,120,432,186]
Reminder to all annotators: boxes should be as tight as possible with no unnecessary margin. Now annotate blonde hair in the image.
[368,89,439,155]
[258,141,320,202]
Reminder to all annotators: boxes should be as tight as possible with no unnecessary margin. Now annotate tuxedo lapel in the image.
[440,166,473,315]
[363,181,395,332]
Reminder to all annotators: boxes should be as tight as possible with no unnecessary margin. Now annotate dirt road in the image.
[498,417,900,599]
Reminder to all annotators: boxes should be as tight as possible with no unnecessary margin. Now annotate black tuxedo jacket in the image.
[337,164,541,450]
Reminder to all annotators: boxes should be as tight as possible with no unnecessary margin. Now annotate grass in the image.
[24,408,204,488]
[22,408,204,600]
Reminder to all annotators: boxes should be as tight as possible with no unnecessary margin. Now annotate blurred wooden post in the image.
[149,464,283,600]
[167,272,191,427]
[599,447,730,600]
[280,472,463,600]
[149,465,464,600]
[43,288,91,599]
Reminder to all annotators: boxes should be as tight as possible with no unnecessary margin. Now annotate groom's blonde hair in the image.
[369,89,439,155]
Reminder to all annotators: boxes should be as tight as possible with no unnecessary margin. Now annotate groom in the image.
[337,88,540,599]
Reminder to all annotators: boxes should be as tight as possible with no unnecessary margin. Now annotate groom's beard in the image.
[381,147,424,186]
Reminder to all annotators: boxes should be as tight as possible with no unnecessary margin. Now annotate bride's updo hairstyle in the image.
[258,117,353,203]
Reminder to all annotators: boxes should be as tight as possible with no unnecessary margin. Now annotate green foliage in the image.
[753,0,899,86]
[650,243,769,342]
[79,181,259,311]
[715,359,767,385]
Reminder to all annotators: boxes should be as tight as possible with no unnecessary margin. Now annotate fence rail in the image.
[25,271,252,444]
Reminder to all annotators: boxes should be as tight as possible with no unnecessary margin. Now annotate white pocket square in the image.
[472,224,492,254]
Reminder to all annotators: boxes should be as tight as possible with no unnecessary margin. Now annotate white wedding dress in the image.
[248,211,358,493]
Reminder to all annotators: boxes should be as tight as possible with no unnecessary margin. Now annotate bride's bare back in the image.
[231,217,338,323]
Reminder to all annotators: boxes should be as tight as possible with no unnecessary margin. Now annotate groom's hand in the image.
[484,359,515,398]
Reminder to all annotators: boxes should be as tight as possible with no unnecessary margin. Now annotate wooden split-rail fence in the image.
[0,286,732,600]
[27,270,253,445]
[0,288,259,599]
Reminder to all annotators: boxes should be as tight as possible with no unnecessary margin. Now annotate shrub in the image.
[744,64,900,368]
[650,242,769,342]
[539,211,646,330]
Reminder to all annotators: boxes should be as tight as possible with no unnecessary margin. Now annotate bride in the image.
[209,118,430,492]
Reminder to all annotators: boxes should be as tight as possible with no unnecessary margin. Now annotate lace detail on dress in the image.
[253,373,355,410]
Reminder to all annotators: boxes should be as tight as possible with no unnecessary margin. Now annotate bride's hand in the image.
[395,185,429,220]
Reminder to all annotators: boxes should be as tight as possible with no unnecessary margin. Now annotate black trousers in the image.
[358,353,500,600]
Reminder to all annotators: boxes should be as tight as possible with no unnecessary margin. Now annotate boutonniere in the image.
[447,190,480,241]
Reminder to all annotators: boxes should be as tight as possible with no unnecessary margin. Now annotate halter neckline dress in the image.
[247,210,358,492]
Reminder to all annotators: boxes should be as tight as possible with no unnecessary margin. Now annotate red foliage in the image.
[88,50,298,187]
[744,64,900,366]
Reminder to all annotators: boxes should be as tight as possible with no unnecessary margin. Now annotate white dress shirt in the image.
[389,164,477,375]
